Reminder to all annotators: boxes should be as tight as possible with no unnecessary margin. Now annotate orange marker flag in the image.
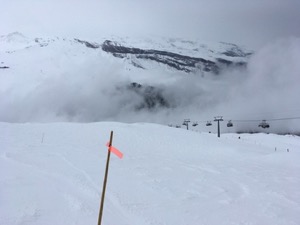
[106,142,123,159]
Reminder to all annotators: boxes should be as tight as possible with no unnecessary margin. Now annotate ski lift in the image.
[206,121,212,126]
[182,121,188,126]
[258,120,270,128]
[192,122,198,127]
[227,120,233,127]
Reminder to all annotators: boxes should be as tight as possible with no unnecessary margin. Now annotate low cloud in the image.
[212,37,300,133]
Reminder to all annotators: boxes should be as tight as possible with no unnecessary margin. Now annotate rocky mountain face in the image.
[127,82,170,110]
[101,40,248,74]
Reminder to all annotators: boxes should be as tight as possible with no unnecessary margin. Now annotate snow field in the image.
[0,122,300,225]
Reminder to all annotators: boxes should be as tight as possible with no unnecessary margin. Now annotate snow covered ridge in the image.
[0,32,252,74]
[1,122,300,225]
[101,40,247,73]
[0,32,48,52]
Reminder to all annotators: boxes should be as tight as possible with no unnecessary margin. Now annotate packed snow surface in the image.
[1,122,300,225]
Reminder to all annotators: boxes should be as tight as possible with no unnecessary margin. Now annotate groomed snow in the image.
[1,122,300,225]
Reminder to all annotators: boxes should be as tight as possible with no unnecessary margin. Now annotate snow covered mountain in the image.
[1,32,299,134]
[0,32,251,74]
[0,32,253,121]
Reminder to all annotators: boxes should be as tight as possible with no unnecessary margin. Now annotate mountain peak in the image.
[0,32,28,43]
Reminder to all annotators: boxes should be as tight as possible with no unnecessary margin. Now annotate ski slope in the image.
[1,122,300,225]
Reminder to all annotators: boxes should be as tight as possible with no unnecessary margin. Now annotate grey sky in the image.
[1,0,300,49]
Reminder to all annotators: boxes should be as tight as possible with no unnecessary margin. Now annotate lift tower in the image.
[182,119,191,130]
[214,116,223,138]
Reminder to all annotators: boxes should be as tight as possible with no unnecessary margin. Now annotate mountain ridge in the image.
[0,32,252,74]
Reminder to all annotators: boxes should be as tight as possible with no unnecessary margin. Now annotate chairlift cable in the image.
[183,116,300,126]
[232,116,300,122]
[268,116,300,121]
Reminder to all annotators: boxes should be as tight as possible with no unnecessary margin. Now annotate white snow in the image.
[1,122,300,225]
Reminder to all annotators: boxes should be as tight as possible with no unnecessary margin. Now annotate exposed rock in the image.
[102,40,219,73]
[127,82,170,110]
[102,40,246,74]
[220,42,253,57]
[74,39,100,49]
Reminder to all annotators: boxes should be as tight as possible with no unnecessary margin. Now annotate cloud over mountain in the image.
[0,33,299,133]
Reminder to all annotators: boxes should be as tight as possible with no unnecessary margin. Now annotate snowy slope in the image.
[1,122,300,225]
[0,32,251,62]
[0,32,250,76]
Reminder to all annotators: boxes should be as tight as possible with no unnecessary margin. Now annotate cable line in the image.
[232,116,300,122]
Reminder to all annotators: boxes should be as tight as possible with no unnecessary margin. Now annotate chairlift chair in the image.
[258,120,270,128]
[192,122,198,127]
[206,121,212,126]
[227,120,233,127]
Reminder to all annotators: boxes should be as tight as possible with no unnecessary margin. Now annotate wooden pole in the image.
[98,131,113,225]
